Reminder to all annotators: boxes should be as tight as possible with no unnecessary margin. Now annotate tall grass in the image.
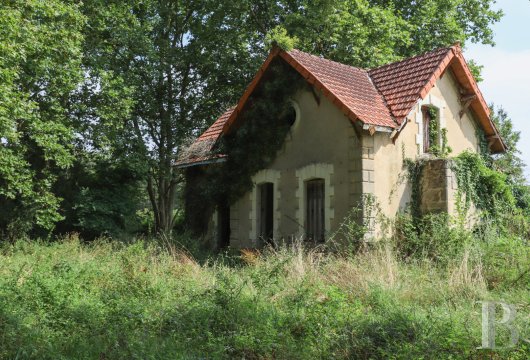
[0,222,528,359]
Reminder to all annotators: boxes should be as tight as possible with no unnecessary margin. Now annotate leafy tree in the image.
[238,0,503,67]
[488,105,530,212]
[367,0,503,53]
[0,0,85,237]
[489,106,526,181]
[246,0,411,67]
[54,154,146,240]
[75,0,260,235]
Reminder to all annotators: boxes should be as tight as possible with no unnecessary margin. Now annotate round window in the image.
[280,101,299,128]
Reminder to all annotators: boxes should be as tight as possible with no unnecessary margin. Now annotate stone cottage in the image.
[177,44,505,249]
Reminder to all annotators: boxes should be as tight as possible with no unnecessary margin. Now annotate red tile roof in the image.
[177,45,505,167]
[175,108,233,167]
[197,107,234,141]
[283,49,395,128]
[369,47,453,124]
[369,45,504,152]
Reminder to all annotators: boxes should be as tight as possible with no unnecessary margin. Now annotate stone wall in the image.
[420,158,457,215]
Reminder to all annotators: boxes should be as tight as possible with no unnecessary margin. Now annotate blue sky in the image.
[465,0,530,181]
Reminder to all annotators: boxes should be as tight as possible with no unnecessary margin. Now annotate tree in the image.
[367,0,503,53]
[236,0,503,67]
[0,0,85,237]
[54,153,146,240]
[76,0,258,235]
[488,105,530,212]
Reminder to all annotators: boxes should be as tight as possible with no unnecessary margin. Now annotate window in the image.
[279,101,299,128]
[306,179,325,242]
[258,182,274,244]
[422,106,439,153]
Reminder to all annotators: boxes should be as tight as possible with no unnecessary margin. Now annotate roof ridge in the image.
[178,43,505,167]
[281,49,395,127]
[368,45,457,123]
[288,48,368,72]
[368,46,452,74]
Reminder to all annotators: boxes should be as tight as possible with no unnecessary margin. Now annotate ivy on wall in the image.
[451,151,515,218]
[184,59,306,235]
[475,127,493,166]
[404,107,451,221]
[426,107,452,158]
[404,158,426,221]
[404,150,516,225]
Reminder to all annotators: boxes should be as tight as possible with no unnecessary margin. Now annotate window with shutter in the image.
[258,182,274,244]
[306,179,325,242]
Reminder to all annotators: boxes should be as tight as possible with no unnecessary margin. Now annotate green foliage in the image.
[487,105,530,213]
[473,221,530,290]
[452,151,516,217]
[265,26,299,51]
[393,212,472,263]
[0,232,528,359]
[425,107,452,157]
[0,0,85,237]
[54,155,147,240]
[185,60,305,230]
[404,158,426,221]
[330,194,381,253]
[76,0,255,234]
[245,0,502,68]
[467,59,484,82]
[275,0,412,67]
[218,62,305,203]
[367,0,503,53]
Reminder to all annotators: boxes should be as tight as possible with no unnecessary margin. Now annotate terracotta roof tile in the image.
[285,50,396,128]
[177,45,505,167]
[197,107,234,141]
[175,107,233,167]
[369,47,453,124]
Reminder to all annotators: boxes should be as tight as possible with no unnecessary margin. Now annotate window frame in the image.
[422,105,440,154]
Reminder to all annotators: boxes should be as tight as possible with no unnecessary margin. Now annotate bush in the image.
[393,212,470,263]
[0,232,528,359]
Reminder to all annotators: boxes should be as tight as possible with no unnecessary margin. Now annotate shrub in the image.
[0,233,528,359]
[393,212,470,263]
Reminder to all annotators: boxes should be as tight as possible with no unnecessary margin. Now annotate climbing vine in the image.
[404,158,426,221]
[403,150,518,229]
[475,127,493,166]
[426,107,452,157]
[184,59,306,234]
[451,151,515,218]
[214,61,305,204]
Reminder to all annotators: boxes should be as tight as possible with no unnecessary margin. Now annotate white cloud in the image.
[465,46,530,182]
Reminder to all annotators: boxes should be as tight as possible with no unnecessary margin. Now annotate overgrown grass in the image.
[0,222,528,359]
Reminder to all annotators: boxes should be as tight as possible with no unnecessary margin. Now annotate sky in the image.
[465,0,530,182]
